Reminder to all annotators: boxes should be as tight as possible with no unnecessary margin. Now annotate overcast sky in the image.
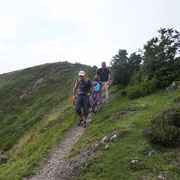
[0,0,180,74]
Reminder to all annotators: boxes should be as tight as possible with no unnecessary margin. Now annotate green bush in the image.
[142,28,180,88]
[144,102,180,147]
[126,77,157,99]
[110,50,142,85]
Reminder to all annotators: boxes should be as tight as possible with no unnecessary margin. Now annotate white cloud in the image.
[0,0,180,74]
[0,12,17,40]
[24,38,111,65]
[37,0,100,21]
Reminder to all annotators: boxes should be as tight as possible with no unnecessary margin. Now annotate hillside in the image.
[0,62,96,179]
[58,87,180,179]
[0,62,179,180]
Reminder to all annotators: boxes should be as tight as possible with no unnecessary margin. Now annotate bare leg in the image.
[105,84,109,99]
[83,116,87,122]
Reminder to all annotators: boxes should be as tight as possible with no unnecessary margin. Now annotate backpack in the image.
[77,78,91,96]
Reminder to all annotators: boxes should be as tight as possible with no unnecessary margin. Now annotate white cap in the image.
[78,70,85,76]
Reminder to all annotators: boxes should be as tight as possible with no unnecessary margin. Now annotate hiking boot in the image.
[98,99,102,105]
[82,121,87,128]
[77,118,83,126]
[106,99,109,104]
[89,107,93,112]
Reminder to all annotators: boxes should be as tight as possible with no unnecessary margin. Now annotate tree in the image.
[142,28,180,87]
[110,49,142,85]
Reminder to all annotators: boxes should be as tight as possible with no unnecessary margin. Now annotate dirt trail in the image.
[25,112,94,180]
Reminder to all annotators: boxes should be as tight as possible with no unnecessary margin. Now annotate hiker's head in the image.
[78,70,86,80]
[101,62,106,69]
[94,78,98,84]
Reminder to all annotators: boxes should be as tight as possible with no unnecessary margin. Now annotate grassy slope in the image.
[0,62,97,179]
[70,88,180,179]
[0,62,179,180]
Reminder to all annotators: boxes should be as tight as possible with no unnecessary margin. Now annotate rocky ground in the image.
[25,112,94,180]
[24,102,150,180]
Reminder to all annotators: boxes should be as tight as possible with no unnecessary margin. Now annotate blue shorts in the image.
[75,95,89,117]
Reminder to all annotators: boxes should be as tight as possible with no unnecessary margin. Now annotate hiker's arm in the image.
[94,74,98,79]
[73,82,77,105]
[89,86,94,107]
[90,85,94,96]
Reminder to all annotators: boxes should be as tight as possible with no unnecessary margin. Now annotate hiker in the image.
[92,78,100,101]
[95,62,111,104]
[73,70,94,128]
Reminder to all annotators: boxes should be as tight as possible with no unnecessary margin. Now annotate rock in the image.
[111,113,116,116]
[110,133,118,141]
[166,81,179,91]
[85,163,90,168]
[32,78,44,90]
[93,143,99,148]
[154,114,162,120]
[101,136,108,144]
[148,150,157,156]
[20,92,28,99]
[131,104,148,111]
[86,149,94,156]
[143,149,157,156]
[142,175,150,180]
[140,104,148,108]
[163,107,172,115]
[118,131,129,137]
[158,172,164,179]
[105,143,110,149]
[0,155,7,164]
[131,160,138,164]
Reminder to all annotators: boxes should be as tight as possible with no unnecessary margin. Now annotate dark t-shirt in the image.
[97,68,111,82]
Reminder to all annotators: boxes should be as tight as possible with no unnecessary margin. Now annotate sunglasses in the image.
[79,76,84,78]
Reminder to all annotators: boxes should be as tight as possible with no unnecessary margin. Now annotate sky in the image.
[0,0,180,74]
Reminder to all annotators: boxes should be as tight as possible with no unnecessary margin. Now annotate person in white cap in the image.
[73,70,94,128]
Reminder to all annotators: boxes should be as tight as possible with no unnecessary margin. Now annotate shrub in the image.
[126,77,157,99]
[144,102,180,147]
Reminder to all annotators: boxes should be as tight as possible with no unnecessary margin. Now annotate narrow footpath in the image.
[25,112,94,180]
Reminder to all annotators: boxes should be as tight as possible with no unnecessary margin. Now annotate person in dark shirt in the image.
[73,70,94,128]
[95,62,111,104]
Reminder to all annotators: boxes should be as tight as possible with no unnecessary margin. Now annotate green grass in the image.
[70,89,180,179]
[0,62,179,179]
[0,61,97,179]
[0,98,77,180]
[0,62,96,151]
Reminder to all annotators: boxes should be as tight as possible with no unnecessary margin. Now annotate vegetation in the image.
[0,98,76,179]
[110,49,142,85]
[144,100,180,147]
[0,28,179,180]
[0,61,96,179]
[142,28,180,88]
[0,62,96,151]
[111,28,180,99]
[126,77,158,99]
[69,88,180,179]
